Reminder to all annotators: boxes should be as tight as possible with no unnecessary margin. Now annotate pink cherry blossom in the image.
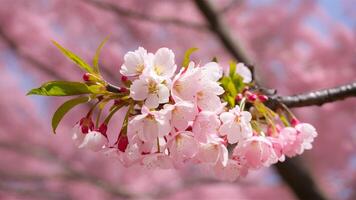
[145,47,177,80]
[200,62,223,81]
[72,123,86,146]
[167,131,199,167]
[72,117,95,146]
[233,136,278,169]
[219,105,253,144]
[196,135,228,167]
[120,47,148,77]
[78,130,108,152]
[171,62,202,102]
[171,62,224,112]
[130,76,170,108]
[163,101,198,131]
[192,111,221,143]
[214,159,249,182]
[127,106,171,143]
[141,153,173,170]
[278,127,300,157]
[295,123,318,152]
[268,136,286,162]
[235,63,252,83]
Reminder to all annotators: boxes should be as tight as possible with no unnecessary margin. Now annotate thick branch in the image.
[275,158,328,200]
[85,0,208,30]
[268,82,356,109]
[193,1,328,200]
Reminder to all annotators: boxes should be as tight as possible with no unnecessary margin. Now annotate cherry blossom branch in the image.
[85,0,208,30]
[268,82,356,109]
[193,1,327,200]
[193,0,254,74]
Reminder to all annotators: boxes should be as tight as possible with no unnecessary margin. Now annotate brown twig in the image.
[267,82,356,109]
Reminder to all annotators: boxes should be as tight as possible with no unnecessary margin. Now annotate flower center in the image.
[148,80,158,94]
[136,64,144,74]
[154,66,163,75]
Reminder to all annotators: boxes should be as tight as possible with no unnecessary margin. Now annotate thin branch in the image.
[85,0,208,30]
[268,82,356,109]
[193,0,254,70]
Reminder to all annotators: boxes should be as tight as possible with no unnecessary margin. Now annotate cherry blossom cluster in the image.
[71,47,318,181]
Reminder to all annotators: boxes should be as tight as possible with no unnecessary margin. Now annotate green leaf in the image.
[52,96,90,133]
[182,47,198,68]
[27,81,94,96]
[93,36,109,74]
[229,61,237,77]
[52,40,93,73]
[225,95,235,107]
[231,74,244,93]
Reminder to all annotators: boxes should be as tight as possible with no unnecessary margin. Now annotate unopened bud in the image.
[291,118,300,126]
[258,95,268,102]
[117,135,129,152]
[98,123,108,137]
[83,73,91,82]
[235,93,243,102]
[121,76,128,82]
[247,93,257,102]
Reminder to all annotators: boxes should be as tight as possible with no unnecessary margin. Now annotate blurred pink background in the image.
[0,0,355,199]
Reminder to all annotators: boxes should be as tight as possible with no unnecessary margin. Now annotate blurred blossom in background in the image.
[0,0,355,199]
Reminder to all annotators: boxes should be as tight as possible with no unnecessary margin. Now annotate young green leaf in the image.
[229,61,237,77]
[93,36,110,74]
[27,81,94,96]
[231,74,244,93]
[52,40,93,73]
[182,47,198,68]
[52,96,91,133]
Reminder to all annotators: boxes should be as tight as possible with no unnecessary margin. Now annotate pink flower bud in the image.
[258,95,268,102]
[117,135,129,152]
[121,76,128,82]
[83,73,90,82]
[291,118,300,126]
[98,123,108,137]
[247,93,257,102]
[79,117,94,133]
[235,93,243,102]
